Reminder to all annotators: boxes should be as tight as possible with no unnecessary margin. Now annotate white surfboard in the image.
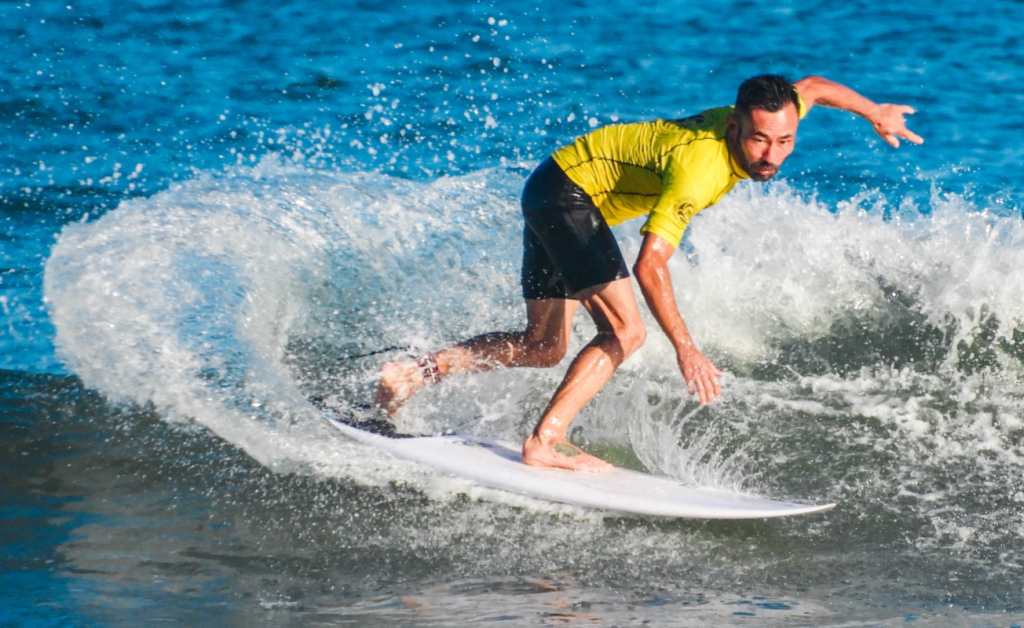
[321,406,835,519]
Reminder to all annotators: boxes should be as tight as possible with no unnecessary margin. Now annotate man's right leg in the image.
[521,277,647,473]
[374,298,578,416]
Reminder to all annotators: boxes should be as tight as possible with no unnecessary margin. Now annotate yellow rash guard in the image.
[550,96,806,248]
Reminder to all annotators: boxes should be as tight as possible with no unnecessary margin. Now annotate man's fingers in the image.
[698,373,722,404]
[901,129,924,145]
[695,377,709,404]
[681,356,725,403]
[875,104,922,148]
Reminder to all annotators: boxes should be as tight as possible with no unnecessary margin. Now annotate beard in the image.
[728,130,784,182]
[746,159,780,182]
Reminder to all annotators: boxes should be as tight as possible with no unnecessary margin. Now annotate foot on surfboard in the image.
[374,358,435,417]
[522,435,614,473]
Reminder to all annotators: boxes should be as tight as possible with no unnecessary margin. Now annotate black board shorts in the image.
[520,157,630,300]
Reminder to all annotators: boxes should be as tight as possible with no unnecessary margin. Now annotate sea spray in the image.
[43,159,1024,535]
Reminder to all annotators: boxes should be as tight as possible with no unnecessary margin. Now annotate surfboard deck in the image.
[316,401,835,519]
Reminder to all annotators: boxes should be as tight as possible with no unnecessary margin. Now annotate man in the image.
[375,74,922,473]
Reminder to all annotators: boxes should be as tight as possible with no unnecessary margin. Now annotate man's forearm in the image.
[794,75,879,119]
[633,257,696,354]
[633,232,724,403]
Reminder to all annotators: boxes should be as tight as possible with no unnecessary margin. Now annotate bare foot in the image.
[521,435,613,473]
[374,360,426,417]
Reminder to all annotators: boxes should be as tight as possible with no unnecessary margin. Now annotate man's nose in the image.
[766,142,786,164]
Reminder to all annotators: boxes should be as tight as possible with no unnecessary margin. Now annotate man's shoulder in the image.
[658,106,741,184]
[666,105,733,133]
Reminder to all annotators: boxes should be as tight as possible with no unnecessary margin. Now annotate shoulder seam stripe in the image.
[591,190,661,198]
[561,137,725,175]
[562,157,659,176]
[660,135,721,156]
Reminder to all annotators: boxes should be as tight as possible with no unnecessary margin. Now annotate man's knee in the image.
[524,338,569,368]
[617,321,646,358]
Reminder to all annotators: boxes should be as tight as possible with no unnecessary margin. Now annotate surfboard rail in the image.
[322,408,835,519]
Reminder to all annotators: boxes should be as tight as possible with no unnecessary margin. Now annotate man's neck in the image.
[726,133,750,178]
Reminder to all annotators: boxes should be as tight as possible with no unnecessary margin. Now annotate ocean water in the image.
[4,0,1024,625]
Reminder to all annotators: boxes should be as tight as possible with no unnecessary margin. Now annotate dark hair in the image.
[735,74,800,118]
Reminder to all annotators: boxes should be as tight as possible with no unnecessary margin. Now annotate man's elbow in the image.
[632,258,648,280]
[796,74,827,88]
[632,257,659,288]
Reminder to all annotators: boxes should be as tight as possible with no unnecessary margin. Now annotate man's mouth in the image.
[750,160,779,179]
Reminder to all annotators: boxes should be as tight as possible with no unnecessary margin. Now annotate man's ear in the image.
[726,113,739,141]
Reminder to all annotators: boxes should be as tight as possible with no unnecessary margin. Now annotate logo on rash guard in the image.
[673,199,696,227]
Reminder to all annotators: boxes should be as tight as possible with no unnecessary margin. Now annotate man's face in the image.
[727,104,800,182]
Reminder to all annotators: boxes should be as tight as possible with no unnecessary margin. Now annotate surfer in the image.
[376,74,922,472]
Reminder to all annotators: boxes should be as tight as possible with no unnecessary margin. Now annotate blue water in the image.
[5,0,1024,625]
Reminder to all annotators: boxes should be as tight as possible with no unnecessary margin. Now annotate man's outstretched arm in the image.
[794,75,924,148]
[633,232,723,404]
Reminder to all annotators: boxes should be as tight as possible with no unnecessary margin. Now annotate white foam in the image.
[43,160,1024,518]
[616,180,1024,369]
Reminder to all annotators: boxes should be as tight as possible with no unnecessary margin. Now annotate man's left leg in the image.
[374,298,579,416]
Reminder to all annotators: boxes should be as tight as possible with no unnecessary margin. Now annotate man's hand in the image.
[869,104,924,148]
[677,346,724,404]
